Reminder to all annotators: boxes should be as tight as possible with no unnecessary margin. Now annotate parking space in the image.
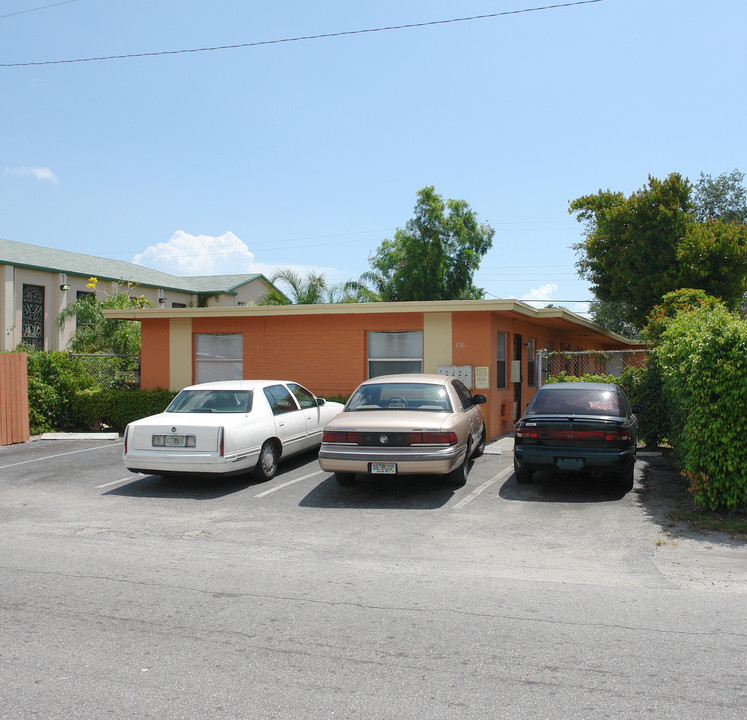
[2,434,745,720]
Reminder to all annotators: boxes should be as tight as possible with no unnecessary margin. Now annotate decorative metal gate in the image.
[22,284,44,350]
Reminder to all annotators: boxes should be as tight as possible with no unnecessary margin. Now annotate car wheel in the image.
[335,472,355,486]
[444,443,470,487]
[514,458,533,484]
[472,424,486,458]
[253,441,279,481]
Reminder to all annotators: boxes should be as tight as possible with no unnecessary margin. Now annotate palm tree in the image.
[259,268,331,305]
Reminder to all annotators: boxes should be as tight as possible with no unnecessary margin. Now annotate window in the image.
[367,331,423,378]
[22,284,45,350]
[287,383,317,409]
[263,385,300,415]
[195,333,243,383]
[452,380,475,409]
[166,389,252,414]
[75,290,96,329]
[171,302,186,308]
[527,338,536,387]
[496,332,507,389]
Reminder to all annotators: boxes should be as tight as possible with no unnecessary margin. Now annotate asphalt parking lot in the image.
[1,436,745,719]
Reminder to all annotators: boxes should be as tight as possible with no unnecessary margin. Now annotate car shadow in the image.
[499,469,632,503]
[106,449,320,500]
[104,473,258,499]
[299,472,458,510]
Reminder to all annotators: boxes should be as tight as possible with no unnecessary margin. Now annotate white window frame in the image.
[195,333,243,383]
[367,331,423,378]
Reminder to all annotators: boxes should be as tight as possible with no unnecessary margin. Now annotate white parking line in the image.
[0,442,122,470]
[452,465,514,510]
[255,469,325,497]
[96,475,141,489]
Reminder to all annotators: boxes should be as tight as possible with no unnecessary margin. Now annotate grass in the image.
[668,508,747,541]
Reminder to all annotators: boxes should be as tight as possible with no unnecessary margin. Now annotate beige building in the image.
[0,237,279,352]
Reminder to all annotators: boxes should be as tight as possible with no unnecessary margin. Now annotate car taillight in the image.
[604,428,632,442]
[123,425,129,454]
[322,431,362,444]
[219,427,225,456]
[515,427,538,440]
[413,432,457,445]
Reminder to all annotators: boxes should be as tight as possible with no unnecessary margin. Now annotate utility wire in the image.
[0,0,76,21]
[0,0,605,68]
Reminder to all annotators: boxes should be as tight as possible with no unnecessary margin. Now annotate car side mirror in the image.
[316,398,326,406]
[472,394,487,405]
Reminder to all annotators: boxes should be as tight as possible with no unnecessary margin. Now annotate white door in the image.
[262,384,308,457]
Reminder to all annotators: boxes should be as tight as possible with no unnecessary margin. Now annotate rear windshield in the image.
[345,383,452,412]
[527,388,623,417]
[166,389,253,414]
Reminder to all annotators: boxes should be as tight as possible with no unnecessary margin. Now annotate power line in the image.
[0,0,606,68]
[0,0,76,21]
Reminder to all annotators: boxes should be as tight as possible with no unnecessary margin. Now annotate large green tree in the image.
[366,186,494,301]
[570,171,747,330]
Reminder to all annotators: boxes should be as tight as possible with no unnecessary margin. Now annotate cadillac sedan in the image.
[513,382,639,488]
[318,374,487,487]
[123,380,344,480]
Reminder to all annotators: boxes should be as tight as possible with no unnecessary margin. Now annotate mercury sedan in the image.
[318,374,487,487]
[123,380,344,480]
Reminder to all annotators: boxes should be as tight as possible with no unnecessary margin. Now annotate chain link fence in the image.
[538,349,649,386]
[69,354,140,390]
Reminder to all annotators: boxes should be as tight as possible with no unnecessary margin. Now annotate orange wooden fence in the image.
[0,353,30,445]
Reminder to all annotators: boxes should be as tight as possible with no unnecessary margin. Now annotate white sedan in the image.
[123,380,344,480]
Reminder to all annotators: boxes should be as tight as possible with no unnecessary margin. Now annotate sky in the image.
[2,0,745,316]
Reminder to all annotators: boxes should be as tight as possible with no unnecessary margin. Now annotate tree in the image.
[56,278,150,354]
[693,168,747,224]
[570,171,747,331]
[587,299,640,339]
[259,268,332,305]
[367,186,494,301]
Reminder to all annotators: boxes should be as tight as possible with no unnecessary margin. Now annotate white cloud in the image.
[133,231,255,276]
[521,283,559,308]
[132,230,344,281]
[4,166,58,184]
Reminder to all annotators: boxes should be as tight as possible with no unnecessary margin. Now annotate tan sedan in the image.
[318,374,487,486]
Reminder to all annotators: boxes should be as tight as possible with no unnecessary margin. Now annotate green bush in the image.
[546,360,668,446]
[655,304,747,511]
[19,349,98,434]
[71,388,178,433]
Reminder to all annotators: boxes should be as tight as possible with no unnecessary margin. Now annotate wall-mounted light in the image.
[158,288,166,304]
[60,273,70,291]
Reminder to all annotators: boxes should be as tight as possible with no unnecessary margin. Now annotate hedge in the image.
[20,350,98,434]
[71,388,178,433]
[655,304,747,511]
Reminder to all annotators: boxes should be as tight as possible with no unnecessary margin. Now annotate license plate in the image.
[371,462,396,475]
[556,458,584,471]
[155,434,187,447]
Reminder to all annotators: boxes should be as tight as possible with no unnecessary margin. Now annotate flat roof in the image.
[104,298,641,346]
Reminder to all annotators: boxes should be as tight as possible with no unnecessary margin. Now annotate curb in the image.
[39,432,121,441]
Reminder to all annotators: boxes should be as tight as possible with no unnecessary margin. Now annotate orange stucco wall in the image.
[140,319,171,390]
[190,313,424,398]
